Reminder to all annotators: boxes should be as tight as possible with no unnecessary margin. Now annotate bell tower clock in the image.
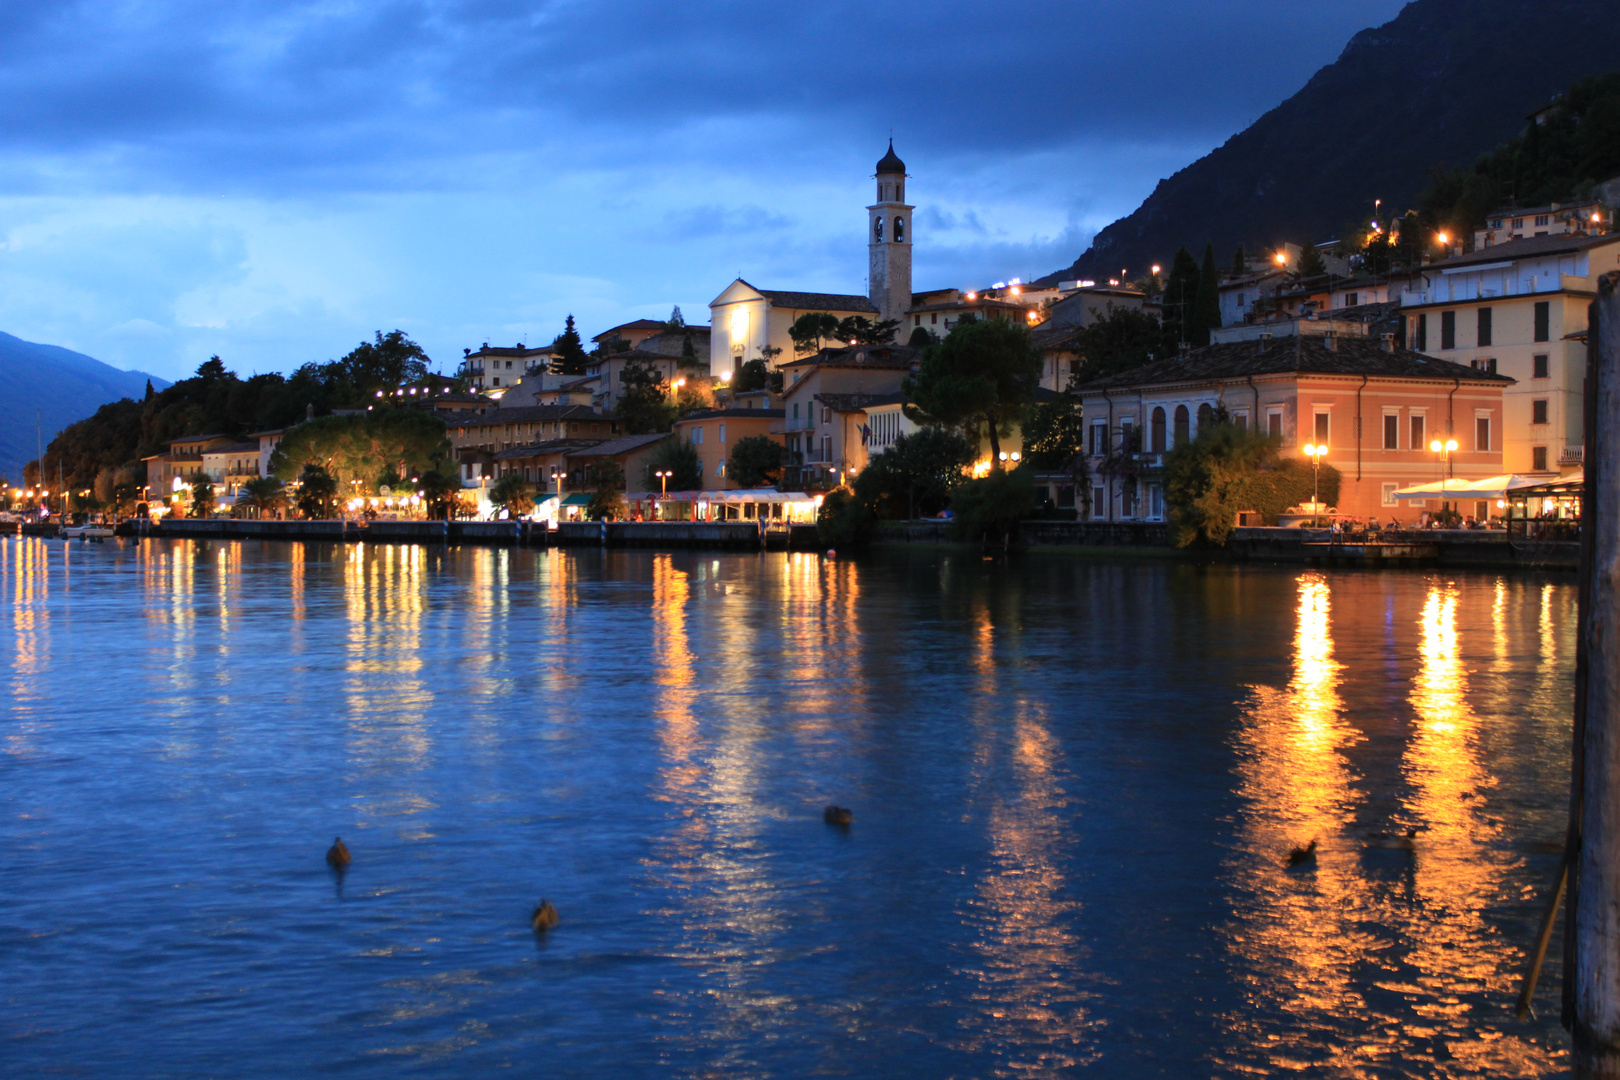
[868,140,913,330]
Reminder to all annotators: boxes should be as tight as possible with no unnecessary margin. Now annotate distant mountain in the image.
[1041,0,1620,284]
[0,333,168,484]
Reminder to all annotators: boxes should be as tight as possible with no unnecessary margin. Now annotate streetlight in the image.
[1302,443,1327,509]
[1430,437,1459,518]
[549,465,564,526]
[655,469,672,495]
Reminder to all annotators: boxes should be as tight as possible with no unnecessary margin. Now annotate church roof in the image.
[876,140,906,175]
[756,288,879,314]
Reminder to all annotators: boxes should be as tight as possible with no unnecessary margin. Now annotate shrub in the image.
[948,465,1037,542]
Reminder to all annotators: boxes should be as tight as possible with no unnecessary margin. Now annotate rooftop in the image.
[1426,230,1619,271]
[493,438,606,460]
[564,433,671,457]
[1076,335,1514,393]
[677,408,785,421]
[876,140,906,175]
[452,405,610,426]
[779,343,918,371]
[754,286,879,314]
[591,319,670,342]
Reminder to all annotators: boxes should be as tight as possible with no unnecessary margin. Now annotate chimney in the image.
[1258,332,1272,353]
[1382,332,1396,352]
[1178,341,1190,362]
[1324,331,1338,352]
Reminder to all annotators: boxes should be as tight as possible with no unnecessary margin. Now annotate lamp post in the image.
[655,469,671,495]
[1429,437,1459,519]
[1303,443,1327,510]
[550,465,564,527]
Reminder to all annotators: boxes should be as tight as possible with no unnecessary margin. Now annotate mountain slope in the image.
[0,332,168,484]
[1043,0,1620,284]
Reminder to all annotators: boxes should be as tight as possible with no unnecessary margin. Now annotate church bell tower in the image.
[868,140,913,329]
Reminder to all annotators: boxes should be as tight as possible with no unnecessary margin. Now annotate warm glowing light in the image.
[1275,252,1287,265]
[971,459,992,478]
[717,370,732,384]
[1447,439,1458,452]
[965,291,977,301]
[1150,264,1161,275]
[1303,443,1325,459]
[729,308,749,344]
[1436,231,1449,246]
[1594,212,1603,223]
[1009,285,1021,296]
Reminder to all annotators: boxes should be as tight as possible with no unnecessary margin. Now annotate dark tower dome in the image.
[875,140,906,175]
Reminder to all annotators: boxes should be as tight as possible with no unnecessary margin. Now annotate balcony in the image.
[1560,445,1584,465]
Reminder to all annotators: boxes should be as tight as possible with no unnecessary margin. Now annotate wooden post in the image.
[1574,271,1620,1078]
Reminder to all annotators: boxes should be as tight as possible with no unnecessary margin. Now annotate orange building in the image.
[670,408,784,489]
[1075,333,1512,523]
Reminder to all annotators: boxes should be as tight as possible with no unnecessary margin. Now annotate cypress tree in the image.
[1231,247,1247,276]
[1161,246,1201,353]
[1295,243,1328,278]
[1194,243,1222,345]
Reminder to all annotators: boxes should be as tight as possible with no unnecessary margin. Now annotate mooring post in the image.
[1574,271,1620,1078]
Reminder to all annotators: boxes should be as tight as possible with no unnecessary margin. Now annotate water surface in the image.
[0,538,1577,1077]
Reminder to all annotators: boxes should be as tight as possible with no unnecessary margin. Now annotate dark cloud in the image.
[0,0,1409,193]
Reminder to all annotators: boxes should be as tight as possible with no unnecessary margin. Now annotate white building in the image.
[1401,230,1620,473]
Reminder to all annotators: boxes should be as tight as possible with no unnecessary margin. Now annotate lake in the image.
[0,537,1577,1077]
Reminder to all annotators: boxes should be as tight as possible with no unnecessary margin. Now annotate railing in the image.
[1561,445,1585,465]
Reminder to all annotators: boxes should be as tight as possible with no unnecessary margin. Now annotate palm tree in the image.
[295,463,338,519]
[416,469,463,520]
[489,472,536,517]
[188,473,216,518]
[239,476,288,520]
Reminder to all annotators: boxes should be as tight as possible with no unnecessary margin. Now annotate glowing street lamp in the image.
[1302,443,1327,507]
[655,469,672,495]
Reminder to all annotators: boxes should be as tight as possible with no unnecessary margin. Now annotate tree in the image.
[733,358,770,393]
[238,476,288,519]
[1231,246,1247,276]
[1069,305,1162,387]
[295,463,338,518]
[1295,242,1327,278]
[1160,245,1201,352]
[903,319,1041,467]
[332,331,430,394]
[817,486,876,548]
[269,410,453,489]
[667,305,686,330]
[490,472,536,516]
[417,469,462,520]
[788,312,842,355]
[853,427,975,519]
[188,473,216,518]
[907,326,935,349]
[1162,413,1339,546]
[615,356,678,434]
[1021,393,1087,472]
[678,333,700,369]
[948,465,1037,544]
[836,315,901,345]
[643,438,702,492]
[1194,243,1222,344]
[728,435,786,488]
[552,315,589,376]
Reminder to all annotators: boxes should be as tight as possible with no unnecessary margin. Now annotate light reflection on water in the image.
[0,538,1577,1077]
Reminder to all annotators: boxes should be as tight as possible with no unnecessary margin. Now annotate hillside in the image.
[0,332,167,484]
[1042,0,1620,284]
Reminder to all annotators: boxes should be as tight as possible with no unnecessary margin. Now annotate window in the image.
[1415,313,1428,352]
[1534,301,1550,342]
[822,408,831,424]
[1237,293,1245,307]
[1471,358,1497,374]
[1382,482,1399,506]
[1532,399,1549,424]
[1150,406,1166,453]
[1089,423,1107,455]
[1535,214,1549,227]
[492,377,500,386]
[1476,416,1491,452]
[821,435,831,461]
[1173,404,1190,446]
[1533,446,1548,471]
[914,316,920,327]
[1091,487,1105,519]
[1314,411,1329,444]
[1196,403,1215,432]
[1119,416,1134,449]
[691,427,703,445]
[792,403,799,418]
[894,216,905,242]
[931,313,937,324]
[1534,353,1550,378]
[1346,292,1358,307]
[1477,306,1492,347]
[1383,414,1399,449]
[1513,217,1524,229]
[719,422,727,443]
[1411,413,1426,451]
[1440,310,1456,350]
[1267,409,1283,437]
[874,218,883,242]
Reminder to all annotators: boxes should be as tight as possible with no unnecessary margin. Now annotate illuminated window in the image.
[894,216,904,242]
[874,217,883,242]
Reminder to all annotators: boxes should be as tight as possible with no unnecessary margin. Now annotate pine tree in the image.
[552,315,589,376]
[1295,243,1327,278]
[1194,244,1222,345]
[1230,247,1247,276]
[667,305,685,330]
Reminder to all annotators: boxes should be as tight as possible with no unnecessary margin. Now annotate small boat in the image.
[63,525,116,540]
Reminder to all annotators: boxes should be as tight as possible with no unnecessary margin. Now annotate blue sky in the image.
[0,0,1408,382]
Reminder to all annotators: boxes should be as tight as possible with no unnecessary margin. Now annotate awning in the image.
[1393,475,1549,500]
[625,489,817,504]
[560,493,593,506]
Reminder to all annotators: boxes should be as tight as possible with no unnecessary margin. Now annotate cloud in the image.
[0,1,1410,380]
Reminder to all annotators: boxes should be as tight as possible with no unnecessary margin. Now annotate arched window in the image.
[1173,404,1190,446]
[1151,407,1166,453]
[894,216,905,242]
[874,217,883,242]
[1196,403,1215,433]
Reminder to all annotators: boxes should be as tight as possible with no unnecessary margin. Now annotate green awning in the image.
[560,493,593,506]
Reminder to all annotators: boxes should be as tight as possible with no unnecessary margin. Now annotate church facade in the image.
[707,142,914,378]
